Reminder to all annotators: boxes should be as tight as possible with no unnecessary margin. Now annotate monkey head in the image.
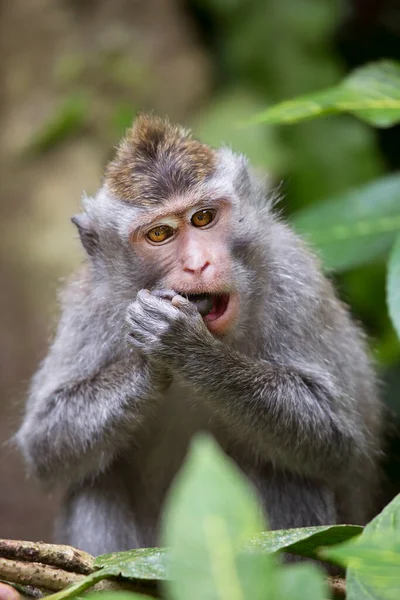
[72,114,268,338]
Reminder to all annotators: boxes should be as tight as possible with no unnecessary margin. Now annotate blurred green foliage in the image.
[249,61,400,127]
[249,60,400,373]
[388,235,400,340]
[25,94,90,155]
[292,173,400,272]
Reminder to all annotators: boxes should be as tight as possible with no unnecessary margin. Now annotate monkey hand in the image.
[126,289,214,368]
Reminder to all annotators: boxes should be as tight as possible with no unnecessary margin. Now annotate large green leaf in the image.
[323,533,400,600]
[387,233,400,340]
[292,174,400,271]
[325,533,400,572]
[247,525,362,559]
[232,560,327,600]
[161,433,275,600]
[92,526,361,586]
[274,563,327,600]
[250,61,400,127]
[322,493,400,600]
[94,548,168,580]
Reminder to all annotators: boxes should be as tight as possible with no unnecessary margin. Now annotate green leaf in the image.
[325,533,400,570]
[249,61,400,127]
[387,234,400,340]
[94,548,167,580]
[90,526,360,589]
[323,533,400,600]
[275,563,327,600]
[350,493,400,600]
[247,525,362,559]
[161,433,274,600]
[322,494,400,600]
[292,174,400,271]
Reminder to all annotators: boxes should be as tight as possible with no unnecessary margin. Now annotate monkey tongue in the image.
[204,294,230,322]
[186,293,213,316]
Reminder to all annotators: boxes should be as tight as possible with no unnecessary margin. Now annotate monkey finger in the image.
[127,326,151,342]
[171,293,187,305]
[171,295,192,311]
[137,290,180,318]
[128,303,171,335]
[127,298,166,323]
[152,289,177,302]
[171,295,200,317]
[128,330,159,349]
[138,288,177,305]
[126,305,148,327]
[128,310,164,333]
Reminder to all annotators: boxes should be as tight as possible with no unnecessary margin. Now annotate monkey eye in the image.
[146,225,176,244]
[191,209,216,228]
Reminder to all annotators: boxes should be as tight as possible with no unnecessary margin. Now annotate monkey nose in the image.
[183,261,210,275]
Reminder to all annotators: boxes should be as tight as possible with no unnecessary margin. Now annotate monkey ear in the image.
[71,214,99,256]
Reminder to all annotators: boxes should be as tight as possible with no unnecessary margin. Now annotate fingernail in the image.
[172,295,186,307]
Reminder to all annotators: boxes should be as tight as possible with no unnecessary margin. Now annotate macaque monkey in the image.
[16,114,382,555]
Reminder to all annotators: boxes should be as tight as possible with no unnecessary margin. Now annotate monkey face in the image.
[128,196,240,336]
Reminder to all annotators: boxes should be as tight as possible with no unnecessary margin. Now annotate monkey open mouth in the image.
[186,293,230,321]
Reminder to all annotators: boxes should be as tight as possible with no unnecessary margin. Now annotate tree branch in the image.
[0,558,84,592]
[0,541,93,575]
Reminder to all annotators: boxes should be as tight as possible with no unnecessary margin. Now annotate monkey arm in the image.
[173,341,365,481]
[16,273,170,486]
[16,353,167,485]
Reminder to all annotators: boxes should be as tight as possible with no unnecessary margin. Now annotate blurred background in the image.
[1,0,400,542]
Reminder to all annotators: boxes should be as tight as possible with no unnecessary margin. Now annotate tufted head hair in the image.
[105,113,216,206]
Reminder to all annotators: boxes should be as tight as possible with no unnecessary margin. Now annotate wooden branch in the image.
[0,558,84,592]
[0,541,159,599]
[0,541,93,575]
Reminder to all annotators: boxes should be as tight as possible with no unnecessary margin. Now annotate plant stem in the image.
[41,572,111,600]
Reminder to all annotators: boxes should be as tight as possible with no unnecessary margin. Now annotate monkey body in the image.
[57,378,338,555]
[17,115,382,555]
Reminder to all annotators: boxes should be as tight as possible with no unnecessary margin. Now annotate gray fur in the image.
[16,144,382,555]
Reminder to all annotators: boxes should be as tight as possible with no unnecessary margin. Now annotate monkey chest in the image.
[130,380,224,506]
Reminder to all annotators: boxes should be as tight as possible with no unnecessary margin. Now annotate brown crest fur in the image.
[105,114,216,206]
